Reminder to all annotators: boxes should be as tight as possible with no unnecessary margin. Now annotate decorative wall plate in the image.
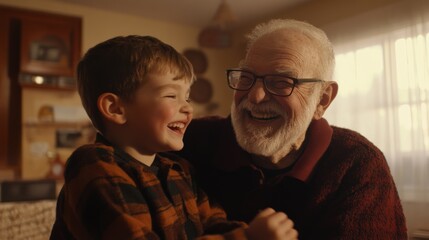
[183,48,208,74]
[190,77,213,104]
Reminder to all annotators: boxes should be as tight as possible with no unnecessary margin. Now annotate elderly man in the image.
[177,19,407,239]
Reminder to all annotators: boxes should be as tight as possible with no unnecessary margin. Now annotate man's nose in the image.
[247,80,269,104]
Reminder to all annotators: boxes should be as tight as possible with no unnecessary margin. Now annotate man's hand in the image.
[245,208,298,240]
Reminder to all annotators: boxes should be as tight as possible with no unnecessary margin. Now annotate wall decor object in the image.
[56,129,82,148]
[20,19,77,77]
[45,150,65,180]
[198,0,235,48]
[190,77,213,104]
[15,12,81,91]
[37,105,54,123]
[183,49,208,74]
[183,48,214,105]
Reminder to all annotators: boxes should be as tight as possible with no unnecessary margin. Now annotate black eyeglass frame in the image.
[226,68,324,97]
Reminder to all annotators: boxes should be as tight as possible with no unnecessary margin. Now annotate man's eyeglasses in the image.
[226,69,324,97]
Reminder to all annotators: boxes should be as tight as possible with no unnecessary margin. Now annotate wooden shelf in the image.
[19,73,77,91]
[23,121,92,129]
[20,83,76,91]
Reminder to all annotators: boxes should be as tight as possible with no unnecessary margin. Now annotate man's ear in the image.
[314,81,338,120]
[97,93,127,125]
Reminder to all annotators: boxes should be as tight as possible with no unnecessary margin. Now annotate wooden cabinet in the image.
[0,5,82,177]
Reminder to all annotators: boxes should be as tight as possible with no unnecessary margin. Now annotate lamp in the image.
[198,0,236,48]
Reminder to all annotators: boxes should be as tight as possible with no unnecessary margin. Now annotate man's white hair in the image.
[246,19,335,81]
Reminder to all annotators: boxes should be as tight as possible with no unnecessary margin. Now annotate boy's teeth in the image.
[168,122,185,128]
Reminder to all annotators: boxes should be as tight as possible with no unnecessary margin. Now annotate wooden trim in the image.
[0,13,10,167]
[0,5,81,176]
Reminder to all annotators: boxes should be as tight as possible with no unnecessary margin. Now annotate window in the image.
[325,23,429,201]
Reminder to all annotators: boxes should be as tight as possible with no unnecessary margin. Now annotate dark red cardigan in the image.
[177,116,407,239]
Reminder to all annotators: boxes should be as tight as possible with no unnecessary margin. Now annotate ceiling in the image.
[59,0,309,29]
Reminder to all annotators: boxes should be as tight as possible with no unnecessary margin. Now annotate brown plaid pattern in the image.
[50,135,247,240]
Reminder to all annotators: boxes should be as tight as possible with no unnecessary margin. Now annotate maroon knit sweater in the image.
[176,116,407,240]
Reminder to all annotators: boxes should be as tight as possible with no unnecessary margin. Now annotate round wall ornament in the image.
[183,48,208,74]
[190,77,213,104]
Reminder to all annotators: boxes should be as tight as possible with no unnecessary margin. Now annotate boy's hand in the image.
[245,208,298,240]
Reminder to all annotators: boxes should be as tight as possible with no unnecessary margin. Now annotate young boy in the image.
[50,35,297,240]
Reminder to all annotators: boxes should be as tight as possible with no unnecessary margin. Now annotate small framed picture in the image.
[56,125,96,149]
[56,129,82,148]
[20,19,77,76]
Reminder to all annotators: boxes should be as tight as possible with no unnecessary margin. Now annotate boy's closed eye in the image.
[164,94,191,103]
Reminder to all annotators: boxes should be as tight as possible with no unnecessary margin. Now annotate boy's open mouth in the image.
[167,122,186,134]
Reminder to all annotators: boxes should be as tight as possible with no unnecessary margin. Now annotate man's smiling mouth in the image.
[246,110,280,121]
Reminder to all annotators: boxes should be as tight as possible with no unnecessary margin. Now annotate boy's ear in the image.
[97,93,127,124]
[314,81,338,120]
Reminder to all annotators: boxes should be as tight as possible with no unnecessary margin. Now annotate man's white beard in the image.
[231,96,319,158]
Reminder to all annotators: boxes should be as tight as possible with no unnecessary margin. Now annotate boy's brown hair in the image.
[77,35,194,133]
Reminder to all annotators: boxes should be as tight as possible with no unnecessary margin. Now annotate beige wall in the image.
[233,0,405,54]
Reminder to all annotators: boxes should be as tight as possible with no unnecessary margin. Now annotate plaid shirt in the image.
[50,134,247,240]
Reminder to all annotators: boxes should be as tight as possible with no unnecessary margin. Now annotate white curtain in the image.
[322,0,429,202]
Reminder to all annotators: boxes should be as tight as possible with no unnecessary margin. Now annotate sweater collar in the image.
[285,118,333,182]
[228,117,333,182]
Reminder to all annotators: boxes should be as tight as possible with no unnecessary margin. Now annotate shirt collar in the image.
[95,133,182,172]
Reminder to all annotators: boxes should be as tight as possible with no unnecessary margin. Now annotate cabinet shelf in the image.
[20,83,76,91]
[19,73,76,91]
[24,121,92,129]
